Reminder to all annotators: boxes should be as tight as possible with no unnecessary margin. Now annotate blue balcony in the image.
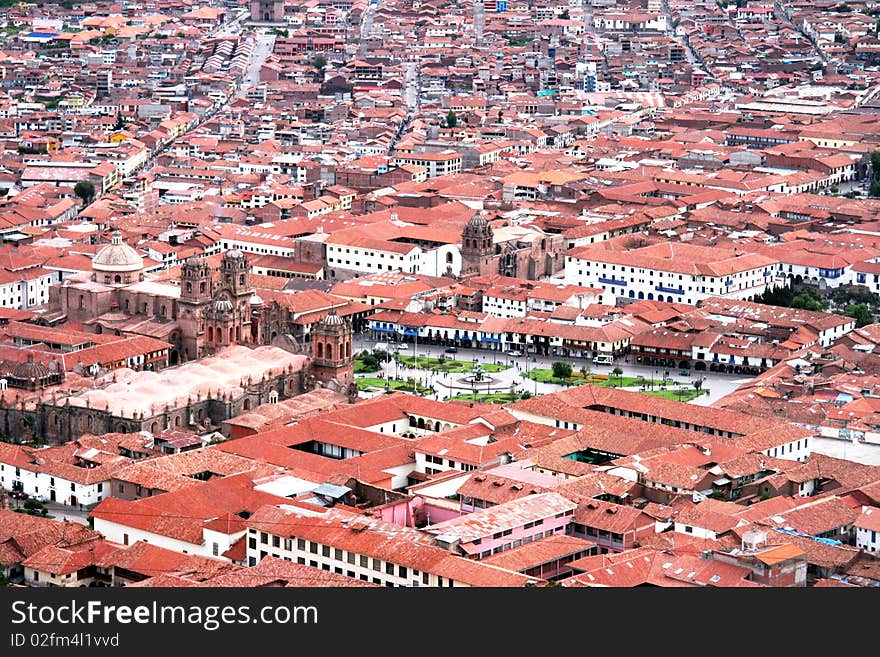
[372,325,397,333]
[655,285,684,295]
[401,328,419,336]
[598,277,627,286]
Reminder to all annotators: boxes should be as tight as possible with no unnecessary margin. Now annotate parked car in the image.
[679,370,691,376]
[592,354,614,366]
[506,349,523,357]
[10,491,28,500]
[444,346,458,354]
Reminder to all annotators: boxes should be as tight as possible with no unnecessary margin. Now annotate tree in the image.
[446,109,458,128]
[693,378,703,392]
[114,111,126,130]
[791,293,824,312]
[845,303,873,328]
[552,361,572,380]
[612,366,623,384]
[871,151,880,180]
[580,364,591,379]
[871,179,880,198]
[74,180,95,206]
[313,54,327,82]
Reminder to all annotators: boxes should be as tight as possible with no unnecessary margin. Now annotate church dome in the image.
[226,248,244,259]
[93,231,143,274]
[12,357,50,382]
[249,293,264,306]
[322,309,344,326]
[214,298,234,313]
[466,212,489,230]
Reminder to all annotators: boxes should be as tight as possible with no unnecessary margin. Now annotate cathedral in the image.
[3,233,357,444]
[51,232,356,371]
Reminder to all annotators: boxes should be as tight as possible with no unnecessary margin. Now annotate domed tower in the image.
[460,211,494,276]
[310,309,353,387]
[220,249,250,297]
[92,230,143,285]
[7,354,64,391]
[178,256,213,362]
[203,250,253,353]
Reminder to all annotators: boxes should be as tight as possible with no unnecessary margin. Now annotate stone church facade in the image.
[459,212,565,280]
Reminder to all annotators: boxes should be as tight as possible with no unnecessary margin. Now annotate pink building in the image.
[425,492,577,559]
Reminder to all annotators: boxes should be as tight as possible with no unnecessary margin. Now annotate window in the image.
[422,572,429,585]
[284,539,292,551]
[684,526,693,534]
[335,548,343,561]
[322,545,331,558]
[347,552,355,565]
[372,559,381,571]
[212,543,219,556]
[260,532,268,544]
[248,537,256,550]
[385,562,394,575]
[360,555,369,568]
[309,542,318,554]
[272,536,280,548]
[97,483,103,493]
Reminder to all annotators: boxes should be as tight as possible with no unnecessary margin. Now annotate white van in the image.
[592,354,614,366]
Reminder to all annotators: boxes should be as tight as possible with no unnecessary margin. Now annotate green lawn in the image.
[449,393,527,404]
[523,369,702,391]
[641,388,709,402]
[396,355,508,373]
[357,377,433,395]
[522,369,642,386]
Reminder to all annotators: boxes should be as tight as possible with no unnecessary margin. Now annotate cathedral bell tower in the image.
[310,309,353,387]
[460,211,494,276]
[178,256,212,361]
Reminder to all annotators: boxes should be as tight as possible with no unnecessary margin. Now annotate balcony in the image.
[655,285,684,295]
[598,277,627,286]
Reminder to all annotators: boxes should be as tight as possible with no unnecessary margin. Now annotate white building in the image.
[243,504,537,587]
[854,506,880,554]
[565,240,778,306]
[326,237,462,278]
[0,267,53,309]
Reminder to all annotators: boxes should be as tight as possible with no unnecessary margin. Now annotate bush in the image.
[552,362,573,379]
[23,498,42,511]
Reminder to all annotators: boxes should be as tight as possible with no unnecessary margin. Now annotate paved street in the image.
[8,500,92,525]
[237,30,276,98]
[811,436,880,465]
